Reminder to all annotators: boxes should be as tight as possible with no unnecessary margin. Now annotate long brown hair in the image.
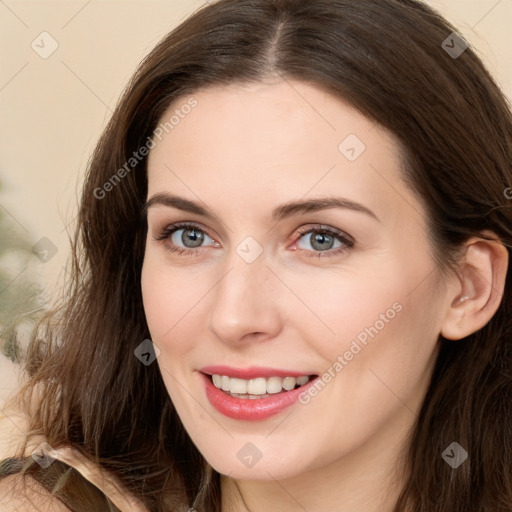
[5,0,512,510]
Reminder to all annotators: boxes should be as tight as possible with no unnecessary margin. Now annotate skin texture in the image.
[141,78,508,512]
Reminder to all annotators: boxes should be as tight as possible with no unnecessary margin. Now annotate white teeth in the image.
[296,376,309,386]
[221,375,230,391]
[247,378,267,395]
[282,377,296,391]
[210,374,312,396]
[229,378,247,394]
[266,376,283,394]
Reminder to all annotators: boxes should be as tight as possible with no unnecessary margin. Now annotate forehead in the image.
[146,79,416,226]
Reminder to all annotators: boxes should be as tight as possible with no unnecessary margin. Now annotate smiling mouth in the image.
[206,373,318,399]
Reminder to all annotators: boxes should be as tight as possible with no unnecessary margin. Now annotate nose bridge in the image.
[207,241,281,344]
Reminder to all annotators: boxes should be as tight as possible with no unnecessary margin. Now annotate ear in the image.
[440,230,509,340]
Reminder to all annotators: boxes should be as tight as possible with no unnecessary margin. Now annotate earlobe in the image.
[440,231,509,341]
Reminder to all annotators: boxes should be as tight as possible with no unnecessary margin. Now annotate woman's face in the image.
[141,78,450,480]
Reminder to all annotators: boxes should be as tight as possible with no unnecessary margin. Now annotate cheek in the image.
[141,256,170,339]
[324,279,438,420]
[286,265,406,360]
[140,250,212,350]
[298,262,439,401]
[141,254,178,348]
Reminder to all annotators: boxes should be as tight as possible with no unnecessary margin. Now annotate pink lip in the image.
[200,365,314,379]
[199,372,320,421]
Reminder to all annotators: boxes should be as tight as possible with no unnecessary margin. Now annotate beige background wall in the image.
[0,0,511,445]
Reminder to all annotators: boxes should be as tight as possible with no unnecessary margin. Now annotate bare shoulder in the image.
[0,473,71,511]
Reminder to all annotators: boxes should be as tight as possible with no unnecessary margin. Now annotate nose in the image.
[207,250,283,346]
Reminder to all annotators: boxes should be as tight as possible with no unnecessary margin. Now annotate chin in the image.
[203,449,306,481]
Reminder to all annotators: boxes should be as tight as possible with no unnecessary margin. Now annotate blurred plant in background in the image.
[0,177,47,363]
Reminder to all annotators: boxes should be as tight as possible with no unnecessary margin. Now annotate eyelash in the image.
[154,222,355,259]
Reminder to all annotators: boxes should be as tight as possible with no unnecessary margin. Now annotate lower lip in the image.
[201,372,319,421]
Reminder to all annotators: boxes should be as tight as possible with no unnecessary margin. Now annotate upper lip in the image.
[200,365,316,379]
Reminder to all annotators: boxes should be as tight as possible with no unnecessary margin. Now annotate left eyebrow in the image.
[271,197,381,223]
[141,193,381,224]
